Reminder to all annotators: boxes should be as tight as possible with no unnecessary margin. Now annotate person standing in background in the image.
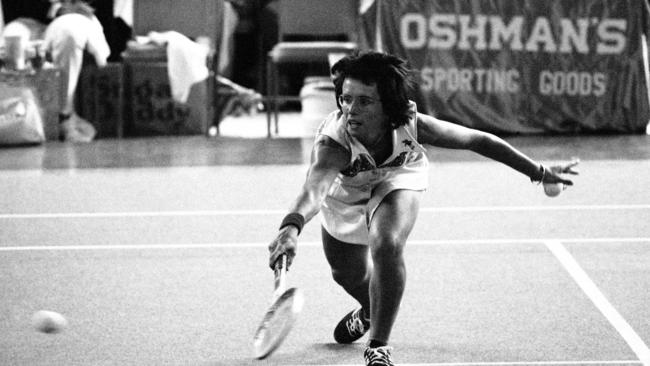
[2,0,111,142]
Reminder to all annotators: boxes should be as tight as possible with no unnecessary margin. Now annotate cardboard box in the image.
[76,63,125,138]
[122,47,211,136]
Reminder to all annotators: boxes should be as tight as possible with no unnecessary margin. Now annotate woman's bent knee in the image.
[331,267,367,289]
[369,234,405,266]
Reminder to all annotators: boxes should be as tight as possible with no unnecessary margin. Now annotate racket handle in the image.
[273,254,288,294]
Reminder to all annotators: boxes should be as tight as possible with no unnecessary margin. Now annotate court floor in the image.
[1,133,649,365]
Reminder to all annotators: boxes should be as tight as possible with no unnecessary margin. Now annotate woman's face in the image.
[340,78,389,146]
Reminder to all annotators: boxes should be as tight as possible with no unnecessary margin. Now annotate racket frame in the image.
[252,254,303,359]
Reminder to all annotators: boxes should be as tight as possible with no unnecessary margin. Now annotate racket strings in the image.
[252,288,303,359]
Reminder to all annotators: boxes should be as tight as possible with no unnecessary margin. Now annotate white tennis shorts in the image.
[319,164,427,245]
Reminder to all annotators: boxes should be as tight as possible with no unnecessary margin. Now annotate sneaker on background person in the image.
[60,113,95,142]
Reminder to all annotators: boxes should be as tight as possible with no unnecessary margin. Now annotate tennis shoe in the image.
[333,308,370,343]
[364,346,394,366]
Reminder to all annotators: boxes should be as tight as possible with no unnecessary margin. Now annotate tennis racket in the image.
[252,254,304,359]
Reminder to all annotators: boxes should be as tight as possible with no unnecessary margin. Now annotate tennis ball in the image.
[543,182,563,197]
[32,310,68,334]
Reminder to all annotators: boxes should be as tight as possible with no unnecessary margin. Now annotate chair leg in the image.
[266,57,273,138]
[265,102,272,138]
[272,62,280,136]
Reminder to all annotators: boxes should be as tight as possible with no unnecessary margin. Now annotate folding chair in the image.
[265,0,358,137]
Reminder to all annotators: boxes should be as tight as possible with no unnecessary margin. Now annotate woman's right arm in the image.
[268,136,349,269]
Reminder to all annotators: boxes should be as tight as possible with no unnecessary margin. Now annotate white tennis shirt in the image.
[316,101,429,244]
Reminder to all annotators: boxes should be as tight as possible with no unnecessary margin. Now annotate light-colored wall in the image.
[133,0,224,43]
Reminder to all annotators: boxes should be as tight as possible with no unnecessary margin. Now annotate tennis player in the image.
[268,51,578,366]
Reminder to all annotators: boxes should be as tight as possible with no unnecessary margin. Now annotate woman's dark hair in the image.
[331,51,414,128]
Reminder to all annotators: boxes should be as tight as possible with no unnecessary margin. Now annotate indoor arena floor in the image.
[1,126,649,366]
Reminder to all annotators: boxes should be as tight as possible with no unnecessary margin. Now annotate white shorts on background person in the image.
[316,102,429,245]
[44,13,109,115]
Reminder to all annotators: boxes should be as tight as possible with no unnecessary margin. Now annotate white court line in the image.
[0,204,649,219]
[0,209,285,219]
[545,241,650,366]
[2,241,648,366]
[1,237,649,252]
[300,361,641,366]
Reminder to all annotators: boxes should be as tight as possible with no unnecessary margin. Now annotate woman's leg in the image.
[321,227,371,313]
[366,189,421,344]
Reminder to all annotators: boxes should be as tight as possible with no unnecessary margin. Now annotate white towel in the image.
[359,0,376,14]
[113,0,133,26]
[148,31,209,103]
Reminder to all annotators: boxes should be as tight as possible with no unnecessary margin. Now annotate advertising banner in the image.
[361,0,650,133]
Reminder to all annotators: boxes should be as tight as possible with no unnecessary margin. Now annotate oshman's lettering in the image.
[400,13,627,55]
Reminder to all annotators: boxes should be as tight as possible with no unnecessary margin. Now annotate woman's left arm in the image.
[416,113,579,184]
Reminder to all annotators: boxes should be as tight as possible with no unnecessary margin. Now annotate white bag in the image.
[0,86,45,145]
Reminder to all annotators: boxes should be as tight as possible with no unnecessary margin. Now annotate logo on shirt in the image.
[341,154,374,177]
[402,139,415,150]
[383,152,408,168]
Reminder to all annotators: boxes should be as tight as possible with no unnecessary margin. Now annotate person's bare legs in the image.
[322,189,420,346]
[49,32,84,116]
[322,227,370,313]
[366,189,420,345]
